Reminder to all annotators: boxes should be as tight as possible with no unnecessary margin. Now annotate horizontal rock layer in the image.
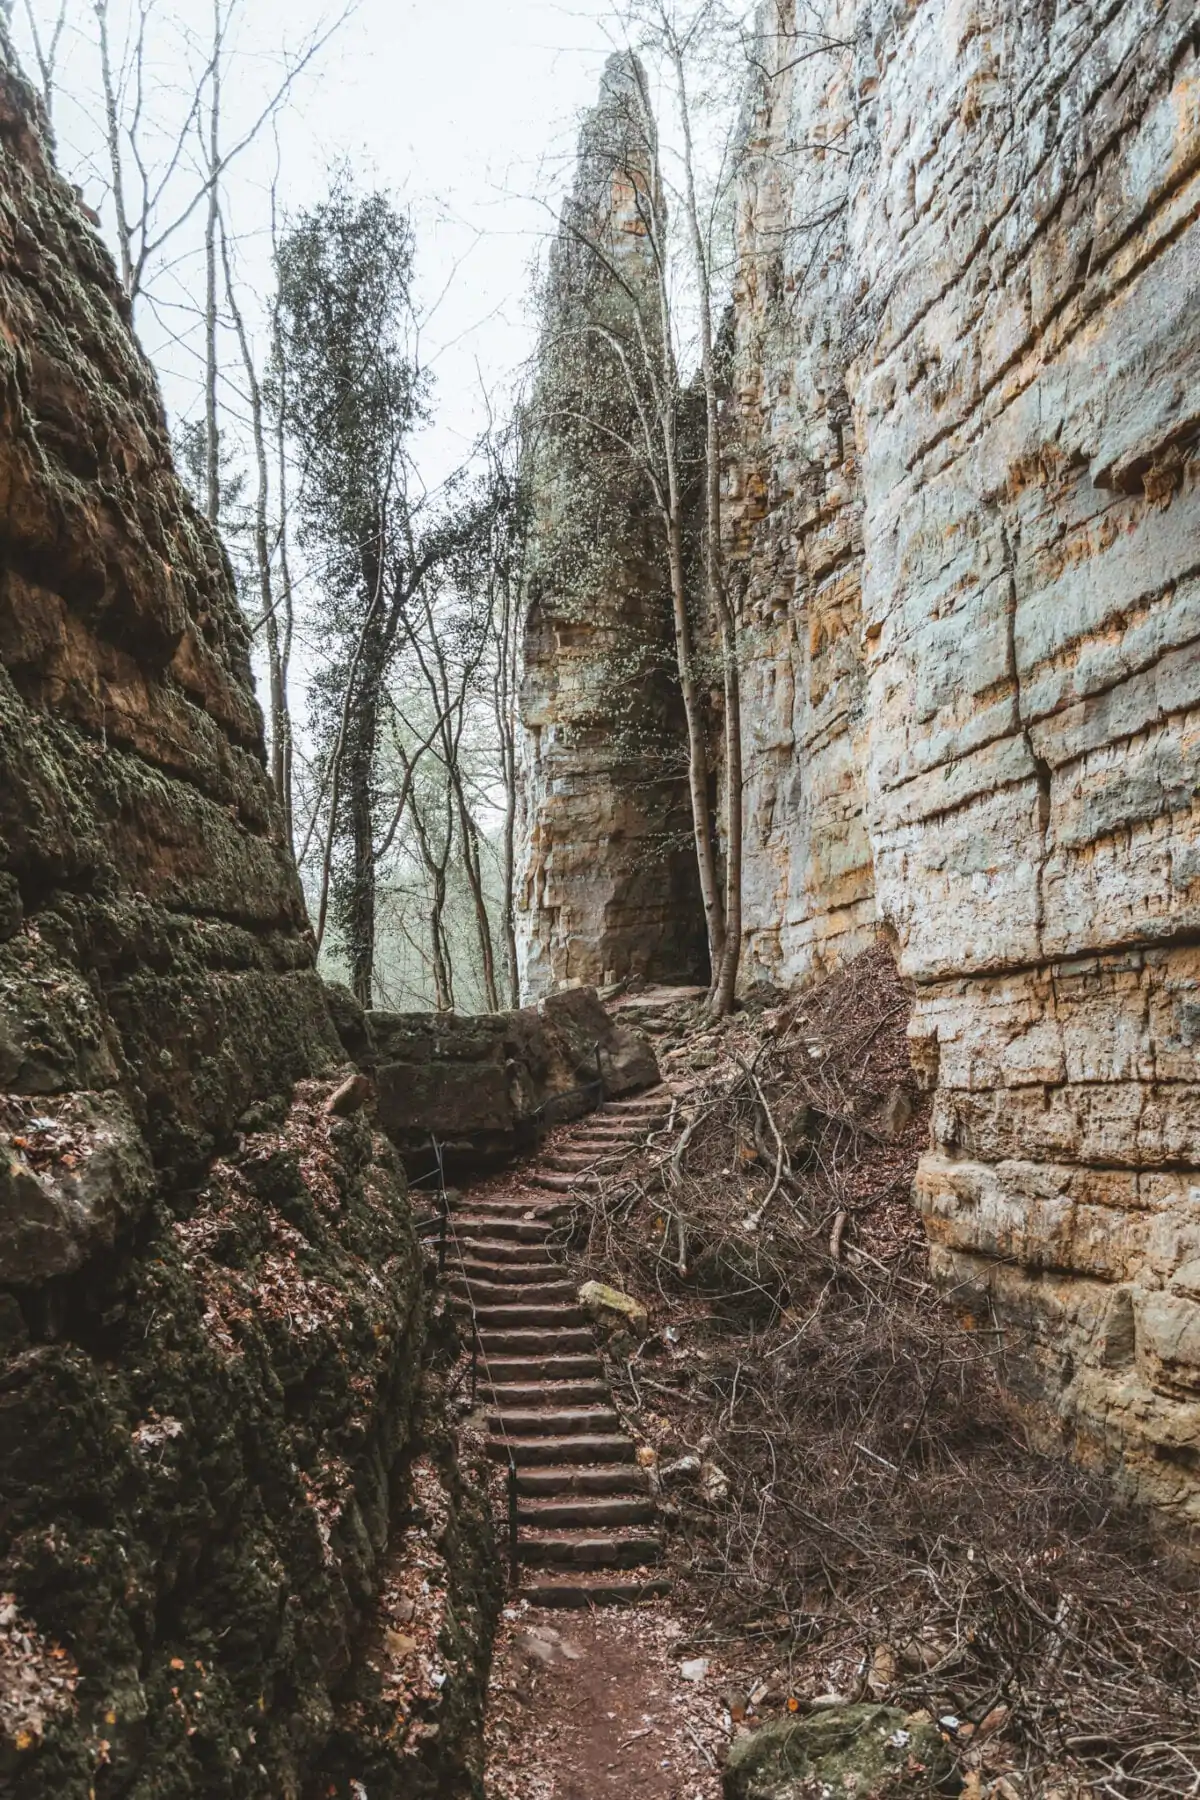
[522,0,1200,1526]
[739,0,1200,1527]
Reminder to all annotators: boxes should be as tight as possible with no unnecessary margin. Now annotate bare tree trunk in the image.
[498,677,520,1006]
[456,788,500,1011]
[203,0,223,526]
[94,0,135,293]
[670,31,743,1013]
[270,188,295,850]
[220,214,292,842]
[344,677,378,1007]
[664,489,724,980]
[633,60,726,985]
[19,0,69,124]
[408,782,455,1011]
[427,613,499,1011]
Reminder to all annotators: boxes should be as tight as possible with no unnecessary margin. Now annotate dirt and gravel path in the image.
[484,1601,724,1800]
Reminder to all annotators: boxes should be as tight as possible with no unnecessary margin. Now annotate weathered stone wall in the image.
[727,0,1200,1526]
[725,0,876,989]
[0,42,495,1795]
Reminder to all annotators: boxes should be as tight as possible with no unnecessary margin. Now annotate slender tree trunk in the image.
[271,191,295,850]
[663,458,724,982]
[221,216,292,842]
[203,3,223,526]
[455,787,499,1011]
[344,678,378,1007]
[672,38,743,1013]
[94,0,134,293]
[20,0,68,125]
[499,724,519,1006]
[634,65,726,985]
[410,795,454,1011]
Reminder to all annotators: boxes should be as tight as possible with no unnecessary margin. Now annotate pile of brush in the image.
[575,950,1200,1800]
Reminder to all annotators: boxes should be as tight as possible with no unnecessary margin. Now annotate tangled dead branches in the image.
[574,950,1200,1800]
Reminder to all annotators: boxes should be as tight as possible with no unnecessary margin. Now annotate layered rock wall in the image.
[726,0,876,988]
[517,54,709,998]
[739,0,1200,1524]
[523,0,1200,1524]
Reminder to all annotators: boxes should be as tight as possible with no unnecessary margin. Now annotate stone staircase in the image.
[446,1088,672,1606]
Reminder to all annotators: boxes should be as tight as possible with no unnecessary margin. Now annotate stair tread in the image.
[519,1496,655,1520]
[516,1463,651,1493]
[489,1382,608,1402]
[490,1434,635,1463]
[489,1407,621,1431]
[519,1573,671,1607]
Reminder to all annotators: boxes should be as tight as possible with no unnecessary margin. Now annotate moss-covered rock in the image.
[0,31,500,1797]
[722,1705,956,1800]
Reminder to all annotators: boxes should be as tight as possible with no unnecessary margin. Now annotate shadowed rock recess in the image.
[0,39,497,1799]
[519,0,1200,1531]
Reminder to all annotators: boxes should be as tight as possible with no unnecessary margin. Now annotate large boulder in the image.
[369,985,659,1172]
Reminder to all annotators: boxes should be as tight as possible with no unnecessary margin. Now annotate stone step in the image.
[516,1462,651,1497]
[453,1257,557,1285]
[485,1354,604,1383]
[489,1380,610,1407]
[474,1303,586,1330]
[560,1136,639,1153]
[518,1494,656,1528]
[543,1154,607,1173]
[526,1172,596,1194]
[452,1240,555,1266]
[450,1278,577,1307]
[568,1116,651,1130]
[487,1406,621,1435]
[519,1573,672,1608]
[454,1195,568,1216]
[451,1215,557,1241]
[477,1326,595,1355]
[517,1529,662,1569]
[488,1433,635,1466]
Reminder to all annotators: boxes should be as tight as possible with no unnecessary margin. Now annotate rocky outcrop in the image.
[367,986,660,1173]
[0,39,491,1795]
[733,0,1200,1529]
[516,54,709,998]
[522,0,1200,1528]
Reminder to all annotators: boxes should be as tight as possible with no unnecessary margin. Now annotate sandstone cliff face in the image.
[737,0,1200,1526]
[725,0,875,990]
[0,44,495,1796]
[523,0,1200,1525]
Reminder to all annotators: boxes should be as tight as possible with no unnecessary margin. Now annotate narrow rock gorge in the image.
[519,0,1200,1527]
[3,0,1200,1792]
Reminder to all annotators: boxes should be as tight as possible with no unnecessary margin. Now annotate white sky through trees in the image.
[16,0,623,485]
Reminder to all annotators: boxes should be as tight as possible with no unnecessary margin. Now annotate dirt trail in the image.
[484,1602,723,1800]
